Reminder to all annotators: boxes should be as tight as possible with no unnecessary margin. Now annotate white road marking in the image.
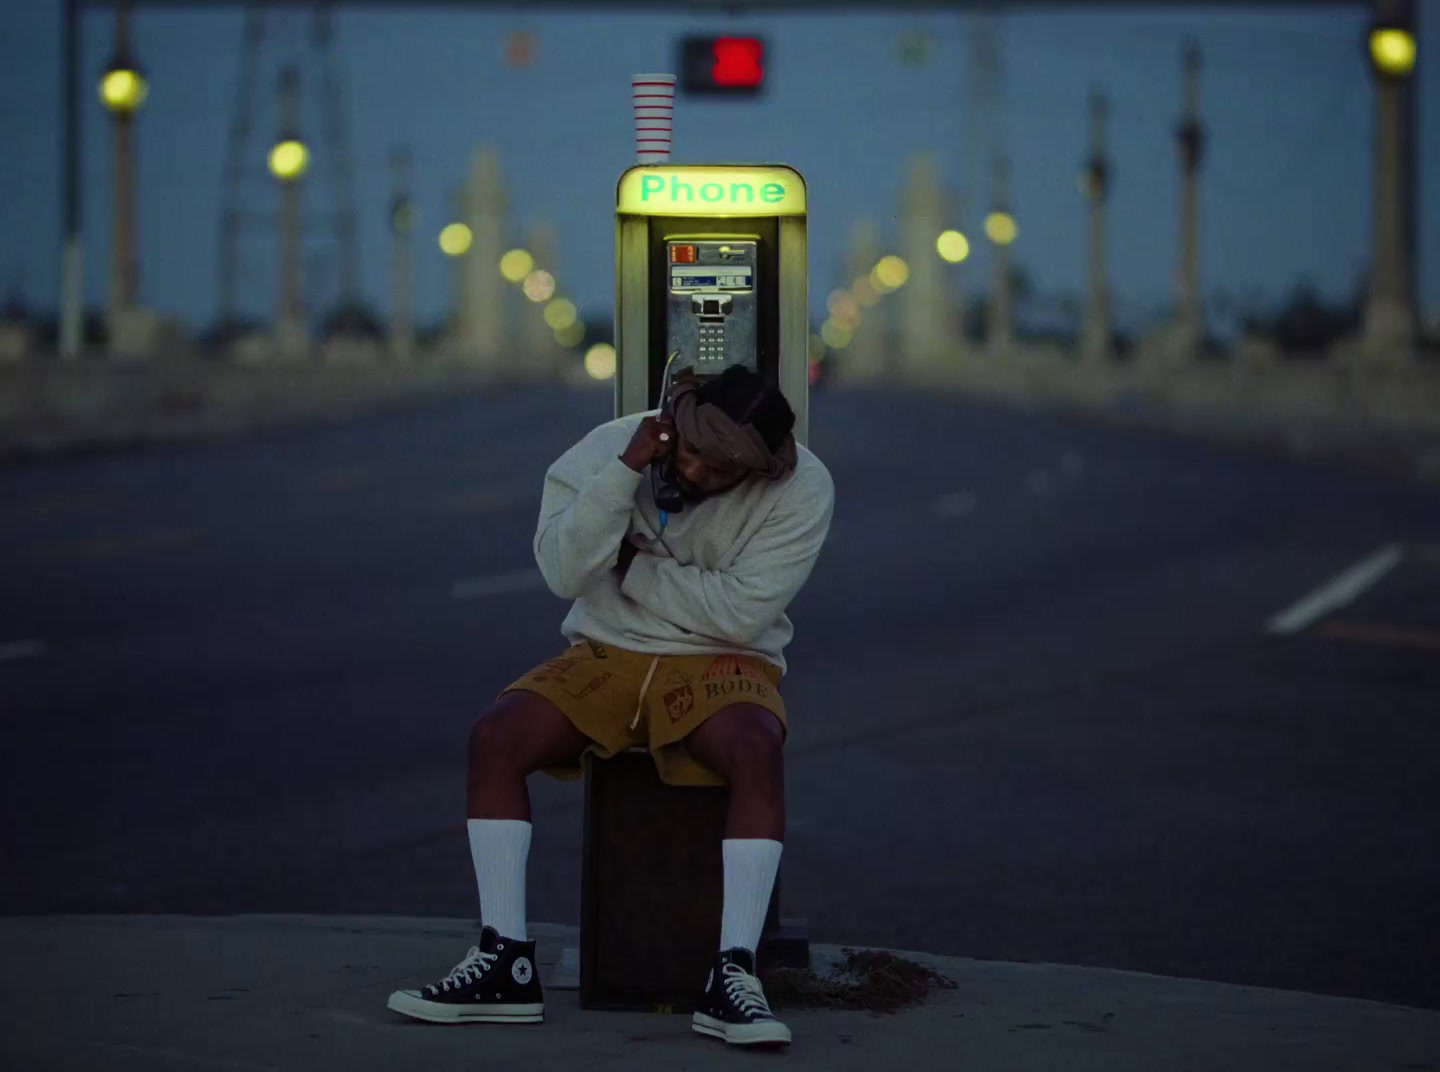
[451,569,548,600]
[1266,544,1404,635]
[933,491,977,518]
[0,639,45,661]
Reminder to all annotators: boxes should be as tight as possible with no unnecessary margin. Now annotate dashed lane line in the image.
[1265,544,1404,636]
[451,570,548,600]
[0,639,46,662]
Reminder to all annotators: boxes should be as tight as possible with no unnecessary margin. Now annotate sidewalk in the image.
[3,915,1437,1071]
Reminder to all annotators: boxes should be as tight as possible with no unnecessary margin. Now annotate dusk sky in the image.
[1,1,1436,338]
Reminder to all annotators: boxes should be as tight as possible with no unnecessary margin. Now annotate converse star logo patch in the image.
[512,957,533,984]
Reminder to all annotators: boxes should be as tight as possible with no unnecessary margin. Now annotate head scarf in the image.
[668,367,797,480]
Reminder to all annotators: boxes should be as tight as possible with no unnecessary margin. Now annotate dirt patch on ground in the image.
[766,949,957,1014]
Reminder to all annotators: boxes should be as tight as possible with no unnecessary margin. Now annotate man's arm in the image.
[534,415,675,600]
[534,443,642,601]
[619,465,834,645]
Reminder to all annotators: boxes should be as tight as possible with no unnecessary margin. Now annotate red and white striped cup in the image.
[632,73,675,164]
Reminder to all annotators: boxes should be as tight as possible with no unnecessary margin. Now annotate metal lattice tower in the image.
[213,4,361,330]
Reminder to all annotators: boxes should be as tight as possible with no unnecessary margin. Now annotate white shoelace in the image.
[722,962,774,1018]
[428,946,497,994]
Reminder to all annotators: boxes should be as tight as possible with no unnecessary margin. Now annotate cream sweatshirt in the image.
[533,412,834,673]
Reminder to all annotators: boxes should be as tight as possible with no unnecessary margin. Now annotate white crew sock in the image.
[466,818,532,941]
[719,839,784,955]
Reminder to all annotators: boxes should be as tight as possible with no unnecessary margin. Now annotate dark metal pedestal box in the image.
[579,749,806,1011]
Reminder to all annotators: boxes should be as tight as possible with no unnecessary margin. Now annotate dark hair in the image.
[695,365,796,452]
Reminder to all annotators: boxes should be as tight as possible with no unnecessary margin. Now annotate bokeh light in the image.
[820,318,853,349]
[543,298,578,331]
[99,68,148,114]
[873,255,909,291]
[500,249,535,283]
[438,222,473,257]
[584,343,617,380]
[1369,27,1416,78]
[522,269,556,303]
[852,275,881,307]
[554,320,586,348]
[937,230,971,263]
[984,212,1018,246]
[268,139,309,182]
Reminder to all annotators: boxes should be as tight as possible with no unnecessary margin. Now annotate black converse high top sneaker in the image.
[387,925,543,1024]
[692,947,792,1046]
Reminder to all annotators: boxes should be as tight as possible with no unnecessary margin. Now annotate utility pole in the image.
[217,10,263,327]
[1361,0,1418,362]
[273,65,306,358]
[388,145,415,360]
[1174,39,1204,355]
[1080,89,1111,363]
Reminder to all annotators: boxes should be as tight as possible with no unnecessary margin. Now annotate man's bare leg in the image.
[685,702,786,841]
[466,690,592,820]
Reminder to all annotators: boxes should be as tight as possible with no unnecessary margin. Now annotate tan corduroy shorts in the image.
[499,640,787,787]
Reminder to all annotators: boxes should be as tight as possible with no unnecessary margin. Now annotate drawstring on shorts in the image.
[631,656,660,731]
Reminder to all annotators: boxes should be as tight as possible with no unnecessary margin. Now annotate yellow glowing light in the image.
[522,269,556,303]
[500,249,535,283]
[985,212,1018,246]
[1369,27,1416,78]
[268,139,310,181]
[617,165,807,218]
[852,275,880,306]
[584,343,617,380]
[554,320,586,348]
[827,290,860,322]
[937,229,971,263]
[544,298,578,331]
[438,222,473,257]
[820,319,853,350]
[99,67,148,114]
[874,255,909,291]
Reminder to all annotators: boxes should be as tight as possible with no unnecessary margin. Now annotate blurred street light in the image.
[544,297,578,330]
[1368,25,1416,79]
[99,64,147,115]
[554,319,586,348]
[522,269,556,303]
[584,342,617,380]
[872,255,909,292]
[820,318,853,349]
[852,275,881,306]
[268,138,309,182]
[984,211,1018,246]
[438,222,473,257]
[500,248,535,283]
[936,229,970,263]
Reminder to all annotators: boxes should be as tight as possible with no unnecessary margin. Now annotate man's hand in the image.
[615,537,641,580]
[619,415,677,473]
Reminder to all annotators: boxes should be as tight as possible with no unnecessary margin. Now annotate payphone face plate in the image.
[666,238,759,377]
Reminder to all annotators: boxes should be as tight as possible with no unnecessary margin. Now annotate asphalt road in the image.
[3,384,1438,1011]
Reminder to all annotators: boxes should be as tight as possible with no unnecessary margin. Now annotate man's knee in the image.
[468,692,570,775]
[705,703,785,775]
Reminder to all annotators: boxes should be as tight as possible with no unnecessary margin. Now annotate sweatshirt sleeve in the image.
[619,464,834,645]
[533,429,645,600]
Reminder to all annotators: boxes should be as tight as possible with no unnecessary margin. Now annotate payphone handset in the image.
[651,350,687,523]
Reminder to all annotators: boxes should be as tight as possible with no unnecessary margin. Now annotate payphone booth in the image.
[612,164,809,442]
[578,164,809,1012]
